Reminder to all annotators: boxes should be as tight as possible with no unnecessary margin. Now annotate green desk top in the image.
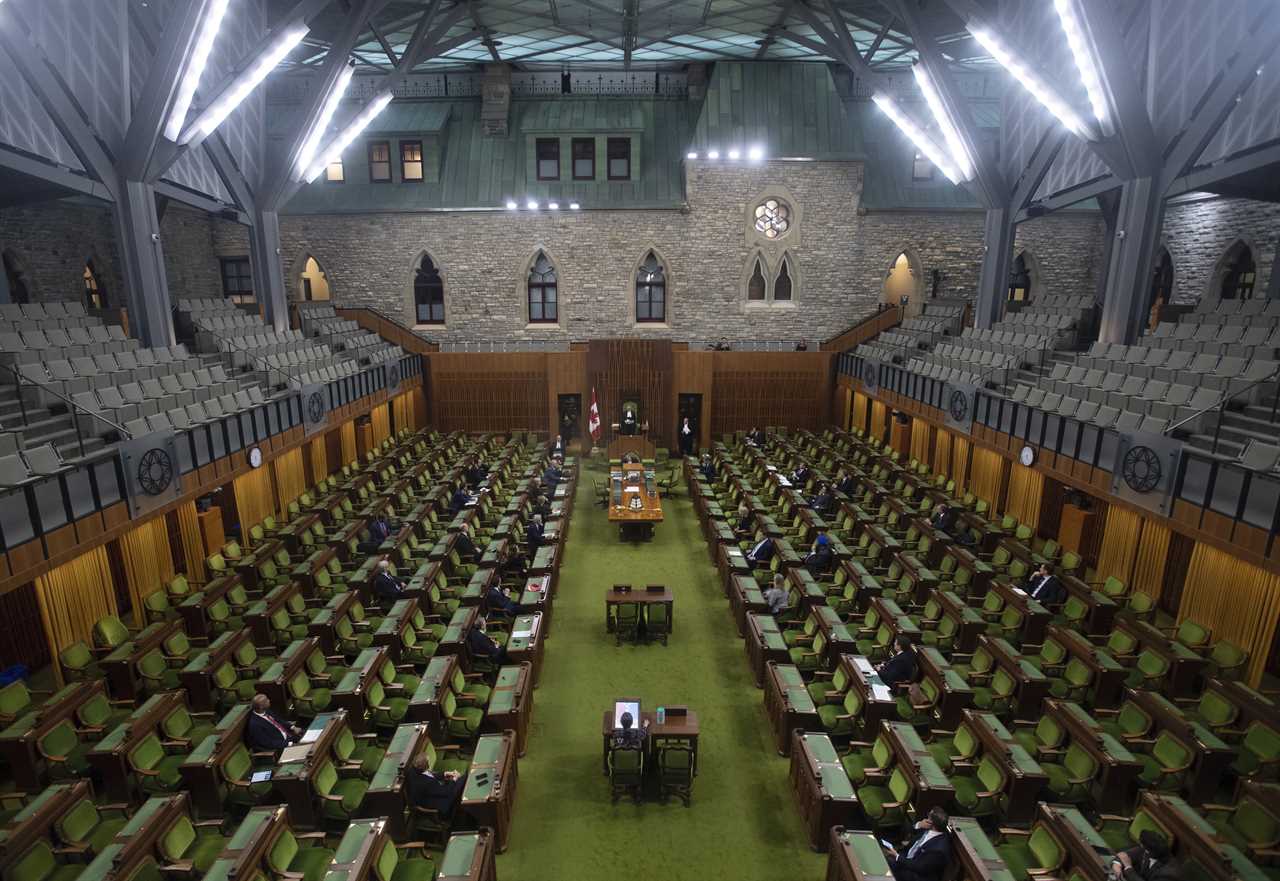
[785,686,816,714]
[440,833,482,877]
[1059,806,1109,848]
[227,808,272,849]
[532,546,556,568]
[951,818,1018,881]
[801,731,840,763]
[744,586,765,604]
[463,735,507,800]
[488,666,523,714]
[800,733,856,799]
[942,669,974,694]
[118,794,169,836]
[774,664,806,689]
[508,615,539,651]
[838,833,892,877]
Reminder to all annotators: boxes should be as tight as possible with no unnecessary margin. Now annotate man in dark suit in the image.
[467,617,507,666]
[835,470,856,496]
[542,459,562,489]
[455,523,480,563]
[746,536,775,570]
[1113,830,1179,881]
[752,427,767,446]
[551,435,565,458]
[885,808,952,881]
[372,560,406,604]
[809,484,835,518]
[805,531,834,577]
[878,635,918,687]
[734,504,753,537]
[246,694,302,752]
[699,454,716,483]
[449,486,469,516]
[485,582,520,618]
[678,418,695,457]
[929,503,957,533]
[465,462,488,488]
[358,515,391,554]
[790,464,810,487]
[1024,564,1066,606]
[525,514,545,560]
[405,753,465,821]
[621,409,638,436]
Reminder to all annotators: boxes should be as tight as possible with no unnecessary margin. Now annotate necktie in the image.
[907,833,931,859]
[262,713,289,741]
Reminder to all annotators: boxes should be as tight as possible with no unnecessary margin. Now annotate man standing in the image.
[678,417,695,457]
[246,694,302,752]
[884,808,952,881]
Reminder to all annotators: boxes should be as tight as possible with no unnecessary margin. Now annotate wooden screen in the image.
[587,340,673,446]
[709,352,830,437]
[431,353,549,433]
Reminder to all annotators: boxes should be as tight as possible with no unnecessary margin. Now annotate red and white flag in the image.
[588,387,602,442]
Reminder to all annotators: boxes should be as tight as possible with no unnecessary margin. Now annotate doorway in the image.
[557,394,581,446]
[678,393,702,456]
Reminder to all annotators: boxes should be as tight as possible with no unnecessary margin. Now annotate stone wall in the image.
[0,201,123,304]
[1161,195,1280,304]
[1013,211,1109,301]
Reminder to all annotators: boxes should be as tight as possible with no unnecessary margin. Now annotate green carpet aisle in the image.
[496,461,825,881]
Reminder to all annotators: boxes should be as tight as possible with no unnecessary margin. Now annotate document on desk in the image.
[511,627,535,639]
[299,728,322,744]
[279,744,312,764]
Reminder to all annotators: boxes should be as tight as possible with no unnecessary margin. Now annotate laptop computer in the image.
[613,698,641,729]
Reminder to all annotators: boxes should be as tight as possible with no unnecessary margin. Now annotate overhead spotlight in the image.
[548,202,560,210]
[912,63,975,181]
[505,200,518,209]
[747,146,764,160]
[707,149,720,159]
[687,151,698,159]
[968,22,1097,141]
[872,92,963,185]
[164,0,231,141]
[1052,0,1113,135]
[526,200,539,210]
[569,202,580,210]
[728,148,741,160]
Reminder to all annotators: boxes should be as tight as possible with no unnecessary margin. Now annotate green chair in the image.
[335,726,385,779]
[818,690,861,740]
[857,766,912,829]
[608,745,644,803]
[788,632,828,674]
[162,630,193,668]
[0,680,46,726]
[951,754,1004,819]
[807,667,849,706]
[996,825,1065,879]
[58,642,102,683]
[1127,592,1156,621]
[1137,731,1193,791]
[158,814,228,873]
[74,690,131,740]
[375,654,420,696]
[921,614,959,652]
[372,838,436,881]
[656,744,694,806]
[334,616,374,658]
[451,668,491,709]
[1029,637,1068,675]
[928,721,980,774]
[1041,742,1096,803]
[93,615,132,652]
[234,640,275,677]
[1100,700,1154,746]
[613,602,640,645]
[1105,629,1139,662]
[265,826,336,881]
[205,596,242,636]
[1126,649,1169,690]
[439,689,482,743]
[160,704,217,751]
[314,758,368,825]
[1232,721,1280,780]
[7,840,85,881]
[136,648,181,695]
[143,591,175,624]
[288,671,332,721]
[38,718,89,780]
[53,795,128,855]
[842,733,893,785]
[1203,792,1280,862]
[973,668,1017,714]
[1171,619,1211,652]
[128,732,185,794]
[645,602,670,646]
[1207,641,1249,682]
[1013,714,1067,761]
[211,662,255,711]
[1048,657,1094,702]
[220,743,274,809]
[1192,688,1240,736]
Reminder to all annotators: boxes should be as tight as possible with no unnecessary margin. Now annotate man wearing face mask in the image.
[884,807,952,881]
[1112,831,1179,881]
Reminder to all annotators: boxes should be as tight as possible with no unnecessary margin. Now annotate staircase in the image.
[0,384,106,461]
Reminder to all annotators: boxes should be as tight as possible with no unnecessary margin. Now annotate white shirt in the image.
[906,829,942,859]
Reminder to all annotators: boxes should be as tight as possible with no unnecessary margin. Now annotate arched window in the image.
[774,258,793,301]
[527,251,558,324]
[747,259,766,300]
[3,252,30,304]
[413,255,445,324]
[1149,248,1173,312]
[1007,252,1031,301]
[635,251,665,323]
[299,256,331,301]
[1220,243,1256,300]
[883,252,915,306]
[83,260,105,309]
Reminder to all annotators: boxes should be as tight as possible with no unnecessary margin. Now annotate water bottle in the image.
[656,706,666,725]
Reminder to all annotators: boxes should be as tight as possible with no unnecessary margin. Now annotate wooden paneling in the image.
[547,351,589,447]
[430,352,550,433]
[673,351,714,449]
[710,351,832,438]
[588,340,674,446]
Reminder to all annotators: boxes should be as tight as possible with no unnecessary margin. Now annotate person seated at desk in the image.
[246,694,303,752]
[762,573,790,617]
[456,522,480,563]
[526,514,545,558]
[484,583,520,618]
[884,808,953,881]
[878,635,918,687]
[805,531,834,577]
[734,503,753,536]
[790,464,811,487]
[372,559,407,604]
[530,492,551,520]
[620,409,639,436]
[449,486,470,517]
[542,458,563,489]
[612,712,650,750]
[406,753,465,822]
[808,483,835,518]
[699,454,717,483]
[834,469,855,496]
[467,617,508,666]
[1024,563,1066,606]
[746,536,775,570]
[929,503,957,533]
[1112,830,1180,881]
[358,514,392,555]
[465,462,488,488]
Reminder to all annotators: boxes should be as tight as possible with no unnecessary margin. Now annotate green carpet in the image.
[496,461,824,881]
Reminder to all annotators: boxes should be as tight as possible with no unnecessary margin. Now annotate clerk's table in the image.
[608,463,663,540]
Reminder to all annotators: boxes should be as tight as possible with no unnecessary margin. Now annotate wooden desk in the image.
[1117,618,1207,700]
[729,574,767,636]
[764,663,821,755]
[598,708,700,776]
[332,647,395,735]
[277,512,323,555]
[944,546,995,600]
[177,704,250,818]
[1045,698,1142,813]
[177,572,245,641]
[841,654,898,740]
[100,620,182,702]
[180,627,253,713]
[746,613,791,687]
[717,543,752,598]
[407,654,460,741]
[933,590,987,653]
[1059,575,1119,637]
[0,782,92,876]
[609,463,663,540]
[361,722,431,839]
[481,663,533,756]
[987,580,1051,648]
[198,507,225,558]
[1032,802,1116,881]
[961,709,1049,825]
[1121,688,1233,805]
[270,711,348,829]
[371,598,420,663]
[461,731,519,852]
[790,732,861,852]
[292,547,339,596]
[255,637,323,712]
[981,635,1051,721]
[1136,792,1270,881]
[517,575,553,637]
[810,605,857,670]
[880,719,955,817]
[826,828,897,881]
[787,567,829,615]
[917,646,975,729]
[244,580,305,649]
[88,691,187,803]
[235,539,285,592]
[76,792,191,881]
[437,831,498,881]
[0,682,100,791]
[604,587,673,634]
[505,613,545,686]
[1045,625,1127,710]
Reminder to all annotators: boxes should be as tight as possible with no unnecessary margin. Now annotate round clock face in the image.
[1019,445,1035,467]
[249,447,263,468]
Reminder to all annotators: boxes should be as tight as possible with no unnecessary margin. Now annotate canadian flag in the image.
[588,387,602,442]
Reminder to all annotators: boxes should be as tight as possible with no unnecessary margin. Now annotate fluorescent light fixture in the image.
[707,149,720,159]
[526,200,539,210]
[548,202,559,210]
[747,145,764,160]
[505,200,518,209]
[303,90,394,182]
[182,23,309,144]
[295,62,355,178]
[1052,0,1112,135]
[569,202,580,210]
[728,148,741,160]
[686,151,698,159]
[911,63,974,182]
[872,92,963,185]
[164,0,231,142]
[969,23,1097,141]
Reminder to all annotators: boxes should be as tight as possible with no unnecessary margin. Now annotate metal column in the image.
[0,259,11,304]
[114,178,177,348]
[974,207,1015,329]
[249,208,289,332]
[1097,176,1164,344]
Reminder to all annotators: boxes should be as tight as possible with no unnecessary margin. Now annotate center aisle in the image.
[497,460,824,880]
